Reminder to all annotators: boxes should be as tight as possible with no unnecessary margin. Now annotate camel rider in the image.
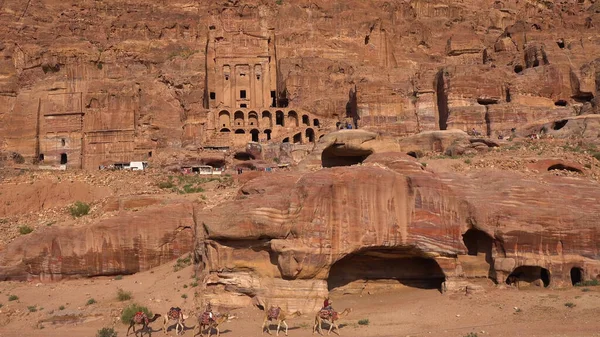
[205,303,214,320]
[323,298,334,315]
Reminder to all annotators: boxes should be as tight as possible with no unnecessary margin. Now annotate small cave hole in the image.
[570,267,583,286]
[233,152,255,161]
[407,151,419,159]
[514,65,523,74]
[554,100,568,106]
[552,119,568,130]
[548,164,582,173]
[321,145,373,168]
[557,39,565,49]
[506,266,550,288]
[477,98,499,105]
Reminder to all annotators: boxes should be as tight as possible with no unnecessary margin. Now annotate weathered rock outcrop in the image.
[1,1,599,166]
[0,201,195,281]
[192,152,600,312]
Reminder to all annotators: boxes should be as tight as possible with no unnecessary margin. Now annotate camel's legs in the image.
[327,320,334,335]
[333,323,340,336]
[276,320,281,336]
[283,320,289,336]
[127,322,134,336]
[262,317,272,335]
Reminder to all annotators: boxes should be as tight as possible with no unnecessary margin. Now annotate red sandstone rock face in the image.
[0,201,195,281]
[1,152,599,312]
[193,152,600,311]
[1,1,599,164]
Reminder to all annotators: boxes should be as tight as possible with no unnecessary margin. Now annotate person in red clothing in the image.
[322,297,334,315]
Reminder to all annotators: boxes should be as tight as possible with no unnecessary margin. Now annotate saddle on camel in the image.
[200,303,215,325]
[163,306,187,335]
[268,306,281,320]
[320,298,336,319]
[127,311,161,336]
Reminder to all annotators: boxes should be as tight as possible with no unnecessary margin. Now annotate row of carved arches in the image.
[220,127,320,143]
[218,110,320,129]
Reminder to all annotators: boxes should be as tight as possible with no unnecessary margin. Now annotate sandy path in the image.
[1,263,600,337]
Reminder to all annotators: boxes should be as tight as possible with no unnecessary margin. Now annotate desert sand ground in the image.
[0,260,599,337]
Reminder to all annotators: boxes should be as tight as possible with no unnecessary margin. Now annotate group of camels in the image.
[125,304,353,337]
[261,305,353,336]
[126,308,230,337]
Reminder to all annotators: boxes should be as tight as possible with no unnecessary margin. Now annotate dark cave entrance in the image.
[506,266,551,288]
[321,145,373,168]
[327,248,446,293]
[570,267,583,286]
[462,228,495,278]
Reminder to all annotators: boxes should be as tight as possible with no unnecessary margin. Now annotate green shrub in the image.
[575,279,600,287]
[181,294,188,299]
[8,295,18,301]
[464,159,471,164]
[591,152,600,162]
[190,281,198,287]
[58,305,65,310]
[358,319,369,326]
[86,298,97,305]
[19,225,33,235]
[173,255,193,272]
[464,333,478,337]
[96,327,118,337]
[564,302,575,308]
[27,305,37,312]
[121,304,152,324]
[157,181,174,189]
[114,275,123,280]
[69,201,90,217]
[117,289,132,301]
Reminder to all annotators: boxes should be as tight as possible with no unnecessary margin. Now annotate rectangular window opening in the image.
[240,90,247,99]
[210,92,216,100]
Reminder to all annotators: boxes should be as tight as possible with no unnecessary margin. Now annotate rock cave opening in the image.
[264,129,272,140]
[282,137,289,143]
[321,145,373,168]
[305,128,315,142]
[302,115,310,126]
[220,128,231,133]
[293,133,302,143]
[462,228,495,279]
[554,100,568,106]
[250,129,260,142]
[313,119,320,127]
[572,92,594,103]
[203,159,226,168]
[506,266,551,288]
[407,151,419,158]
[60,153,68,165]
[276,111,284,126]
[514,65,523,74]
[570,267,583,286]
[435,70,449,130]
[327,248,446,294]
[235,129,245,134]
[548,164,582,173]
[234,152,255,161]
[552,119,568,130]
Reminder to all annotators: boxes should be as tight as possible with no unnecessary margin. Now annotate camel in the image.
[195,312,231,337]
[261,306,302,336]
[163,307,189,335]
[127,312,162,337]
[312,308,352,336]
